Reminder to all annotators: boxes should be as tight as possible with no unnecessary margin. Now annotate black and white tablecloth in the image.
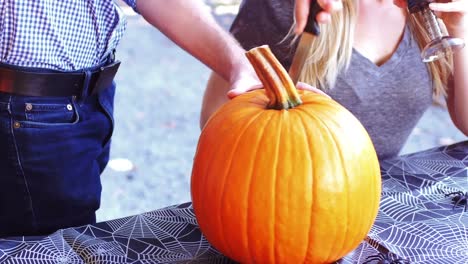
[0,141,467,264]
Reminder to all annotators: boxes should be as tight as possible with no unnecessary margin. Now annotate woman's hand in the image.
[296,82,331,98]
[391,0,468,135]
[429,0,467,36]
[294,0,343,34]
[393,0,467,36]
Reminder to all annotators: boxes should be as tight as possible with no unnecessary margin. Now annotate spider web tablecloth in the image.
[0,141,467,264]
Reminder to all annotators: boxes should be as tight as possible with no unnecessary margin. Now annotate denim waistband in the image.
[0,51,117,100]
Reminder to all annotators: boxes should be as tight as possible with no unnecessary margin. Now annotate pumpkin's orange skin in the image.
[191,89,381,264]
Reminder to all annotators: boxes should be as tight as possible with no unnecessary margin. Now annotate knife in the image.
[288,1,323,84]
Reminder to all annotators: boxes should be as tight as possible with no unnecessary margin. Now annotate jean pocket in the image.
[18,98,79,128]
[0,102,8,113]
[97,83,116,148]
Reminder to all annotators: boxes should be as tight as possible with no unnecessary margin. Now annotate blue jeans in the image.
[0,63,115,237]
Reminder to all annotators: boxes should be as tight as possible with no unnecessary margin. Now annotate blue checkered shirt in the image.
[0,0,138,70]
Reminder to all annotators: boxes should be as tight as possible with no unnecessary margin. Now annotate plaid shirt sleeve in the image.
[122,0,140,13]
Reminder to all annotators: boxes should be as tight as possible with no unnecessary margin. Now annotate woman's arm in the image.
[200,72,230,129]
[447,31,468,135]
[430,1,468,135]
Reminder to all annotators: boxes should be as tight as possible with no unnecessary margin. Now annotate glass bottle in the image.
[407,0,465,62]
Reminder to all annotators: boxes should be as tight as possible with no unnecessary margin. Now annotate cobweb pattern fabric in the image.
[0,141,466,264]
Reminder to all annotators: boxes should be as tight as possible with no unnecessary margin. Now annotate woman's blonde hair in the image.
[296,0,452,100]
[407,13,453,100]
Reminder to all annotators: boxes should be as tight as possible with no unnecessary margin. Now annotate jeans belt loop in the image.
[80,70,92,99]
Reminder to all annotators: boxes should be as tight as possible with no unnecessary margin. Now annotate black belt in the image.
[0,61,121,97]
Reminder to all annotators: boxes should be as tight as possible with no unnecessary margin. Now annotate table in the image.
[0,141,467,264]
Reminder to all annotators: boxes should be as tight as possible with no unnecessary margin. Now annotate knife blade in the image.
[288,1,323,84]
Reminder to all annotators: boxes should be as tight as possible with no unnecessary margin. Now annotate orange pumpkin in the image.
[191,46,381,264]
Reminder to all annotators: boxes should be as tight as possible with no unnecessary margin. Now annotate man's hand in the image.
[294,0,344,35]
[227,76,263,99]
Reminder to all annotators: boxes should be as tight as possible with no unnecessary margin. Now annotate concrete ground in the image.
[96,2,466,222]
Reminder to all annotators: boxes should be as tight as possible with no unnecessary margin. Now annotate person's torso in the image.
[0,0,128,70]
[329,25,433,159]
[231,0,433,159]
[353,0,408,67]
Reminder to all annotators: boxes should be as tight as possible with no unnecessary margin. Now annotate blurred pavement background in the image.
[97,0,467,222]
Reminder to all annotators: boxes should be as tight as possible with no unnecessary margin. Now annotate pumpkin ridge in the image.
[315,117,351,262]
[296,109,340,262]
[295,112,316,263]
[294,106,354,261]
[247,111,278,263]
[193,129,229,255]
[272,112,285,263]
[217,110,267,262]
[194,108,265,259]
[272,111,316,262]
[192,124,221,235]
[195,113,239,252]
[306,107,380,257]
[301,107,379,261]
[308,110,353,261]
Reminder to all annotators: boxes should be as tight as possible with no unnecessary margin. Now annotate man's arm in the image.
[136,0,259,91]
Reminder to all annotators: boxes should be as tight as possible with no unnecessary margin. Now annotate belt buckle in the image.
[90,60,121,96]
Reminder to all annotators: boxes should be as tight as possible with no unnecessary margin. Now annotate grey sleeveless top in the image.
[231,0,433,159]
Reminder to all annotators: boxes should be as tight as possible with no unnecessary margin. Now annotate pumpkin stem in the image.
[245,45,302,110]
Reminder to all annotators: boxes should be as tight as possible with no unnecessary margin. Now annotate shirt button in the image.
[25,103,33,111]
[67,104,73,111]
[13,122,20,129]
